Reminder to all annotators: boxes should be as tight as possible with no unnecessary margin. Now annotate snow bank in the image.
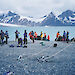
[19,16,46,23]
[0,23,25,27]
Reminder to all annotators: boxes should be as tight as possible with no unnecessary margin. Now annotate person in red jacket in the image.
[29,31,32,39]
[48,35,50,41]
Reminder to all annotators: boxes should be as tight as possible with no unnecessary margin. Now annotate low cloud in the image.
[0,0,75,17]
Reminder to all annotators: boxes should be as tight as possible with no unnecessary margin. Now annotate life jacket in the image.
[44,33,46,37]
[41,33,43,38]
[35,32,37,38]
[48,35,50,40]
[29,32,32,38]
[29,33,30,36]
[56,33,60,38]
[29,32,31,36]
[32,36,34,39]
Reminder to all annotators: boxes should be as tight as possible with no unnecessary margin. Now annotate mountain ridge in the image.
[0,10,75,26]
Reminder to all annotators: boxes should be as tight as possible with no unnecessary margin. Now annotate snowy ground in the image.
[0,40,75,75]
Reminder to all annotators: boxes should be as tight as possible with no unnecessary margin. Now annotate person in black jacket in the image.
[15,30,20,41]
[24,30,27,44]
[5,31,9,44]
[1,30,5,44]
[66,31,69,42]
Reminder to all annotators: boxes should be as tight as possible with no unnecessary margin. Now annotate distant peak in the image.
[7,11,17,16]
[66,10,73,12]
[28,16,33,18]
[49,12,55,16]
[63,10,74,14]
[7,10,15,14]
[50,12,54,14]
[48,12,55,18]
[8,11,12,13]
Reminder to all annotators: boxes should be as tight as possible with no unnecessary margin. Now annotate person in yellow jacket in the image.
[40,31,43,40]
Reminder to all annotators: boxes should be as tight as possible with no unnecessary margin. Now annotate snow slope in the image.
[19,16,46,23]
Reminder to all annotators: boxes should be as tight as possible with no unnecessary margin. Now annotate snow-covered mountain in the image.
[41,12,63,26]
[0,11,44,26]
[41,10,75,26]
[0,11,20,24]
[0,10,75,26]
[58,10,75,25]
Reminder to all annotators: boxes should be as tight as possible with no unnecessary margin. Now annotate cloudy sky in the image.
[0,0,75,18]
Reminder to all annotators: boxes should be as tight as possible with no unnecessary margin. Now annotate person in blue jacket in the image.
[31,31,34,43]
[63,31,66,41]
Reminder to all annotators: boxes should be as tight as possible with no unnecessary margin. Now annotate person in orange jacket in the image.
[34,32,37,40]
[56,31,60,38]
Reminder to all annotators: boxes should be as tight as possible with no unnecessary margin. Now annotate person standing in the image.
[48,35,50,41]
[24,30,27,44]
[0,32,1,44]
[15,30,20,41]
[29,31,32,39]
[63,31,66,41]
[31,31,34,43]
[66,31,69,41]
[5,31,9,44]
[1,30,5,44]
[43,33,46,40]
[56,31,60,41]
[40,31,43,40]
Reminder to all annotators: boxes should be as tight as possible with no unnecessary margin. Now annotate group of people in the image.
[0,29,70,45]
[15,30,27,45]
[40,31,50,41]
[29,31,35,43]
[0,30,9,44]
[56,31,69,41]
[15,30,50,45]
[29,31,50,43]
